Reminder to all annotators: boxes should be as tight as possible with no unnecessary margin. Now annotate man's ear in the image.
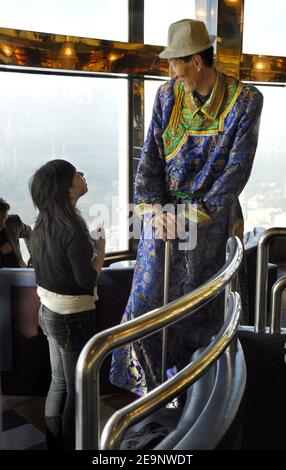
[168,60,178,79]
[192,54,203,72]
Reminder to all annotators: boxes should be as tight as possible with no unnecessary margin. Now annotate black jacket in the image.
[33,225,97,296]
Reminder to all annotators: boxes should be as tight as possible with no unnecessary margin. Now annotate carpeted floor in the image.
[0,391,136,450]
[1,397,46,449]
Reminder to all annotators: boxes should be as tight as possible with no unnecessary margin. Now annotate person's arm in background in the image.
[18,216,32,242]
[17,216,32,262]
[16,216,32,266]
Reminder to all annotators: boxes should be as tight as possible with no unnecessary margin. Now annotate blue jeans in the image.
[39,304,95,449]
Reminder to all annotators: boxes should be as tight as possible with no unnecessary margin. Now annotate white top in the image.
[37,285,98,314]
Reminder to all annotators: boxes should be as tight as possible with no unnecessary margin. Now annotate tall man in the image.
[110,19,263,395]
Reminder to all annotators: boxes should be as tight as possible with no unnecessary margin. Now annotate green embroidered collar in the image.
[163,71,242,161]
[188,71,225,121]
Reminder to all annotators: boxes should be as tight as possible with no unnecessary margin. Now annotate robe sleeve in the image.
[187,89,264,224]
[135,87,167,216]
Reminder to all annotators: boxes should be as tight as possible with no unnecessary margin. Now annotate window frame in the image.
[0,0,285,263]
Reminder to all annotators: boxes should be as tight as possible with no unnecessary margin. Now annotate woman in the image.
[30,159,105,450]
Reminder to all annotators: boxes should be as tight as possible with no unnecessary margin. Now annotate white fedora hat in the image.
[159,18,216,60]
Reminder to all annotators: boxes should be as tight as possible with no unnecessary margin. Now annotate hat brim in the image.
[159,35,216,59]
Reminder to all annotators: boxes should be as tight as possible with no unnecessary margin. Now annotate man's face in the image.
[168,57,198,94]
[0,211,8,229]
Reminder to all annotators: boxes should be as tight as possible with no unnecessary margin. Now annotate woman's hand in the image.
[97,224,106,254]
[92,223,106,276]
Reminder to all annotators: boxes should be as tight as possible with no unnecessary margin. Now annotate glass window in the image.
[243,0,286,57]
[144,0,217,46]
[0,0,128,41]
[240,85,286,232]
[0,72,129,255]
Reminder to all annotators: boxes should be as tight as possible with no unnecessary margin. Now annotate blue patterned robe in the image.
[110,71,263,395]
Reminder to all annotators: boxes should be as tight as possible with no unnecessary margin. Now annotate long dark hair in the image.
[30,159,89,260]
[0,198,10,213]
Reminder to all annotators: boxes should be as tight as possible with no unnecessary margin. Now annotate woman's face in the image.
[70,170,88,202]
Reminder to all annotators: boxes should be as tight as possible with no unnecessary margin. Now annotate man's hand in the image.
[0,242,13,254]
[152,212,177,241]
[152,211,190,241]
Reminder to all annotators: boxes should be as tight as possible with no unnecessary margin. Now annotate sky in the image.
[243,0,286,57]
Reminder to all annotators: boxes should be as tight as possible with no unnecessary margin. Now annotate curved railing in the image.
[101,291,241,449]
[75,236,243,450]
[154,341,246,450]
[270,275,286,334]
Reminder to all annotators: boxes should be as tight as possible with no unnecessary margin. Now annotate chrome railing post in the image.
[75,337,106,450]
[255,239,269,333]
[225,238,240,353]
[270,275,286,335]
[255,228,286,334]
[162,240,171,383]
[225,238,239,322]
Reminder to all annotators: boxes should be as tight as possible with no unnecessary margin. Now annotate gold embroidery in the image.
[163,73,243,161]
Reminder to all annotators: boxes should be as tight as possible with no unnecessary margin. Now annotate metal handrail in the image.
[75,236,243,450]
[255,228,286,333]
[101,291,241,450]
[270,275,286,334]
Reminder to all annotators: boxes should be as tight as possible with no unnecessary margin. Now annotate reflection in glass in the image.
[0,72,129,254]
[144,0,217,46]
[1,0,128,41]
[58,41,79,70]
[240,85,286,231]
[243,0,286,57]
[145,0,196,46]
